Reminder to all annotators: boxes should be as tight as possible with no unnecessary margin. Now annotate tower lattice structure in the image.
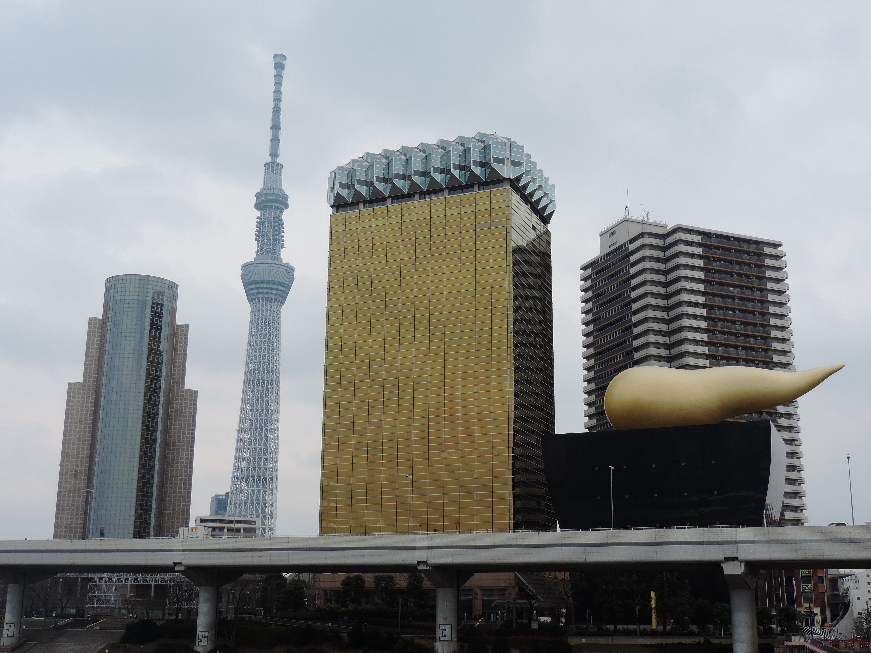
[227,54,294,537]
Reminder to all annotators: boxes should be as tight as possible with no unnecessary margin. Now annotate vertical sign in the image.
[438,624,452,641]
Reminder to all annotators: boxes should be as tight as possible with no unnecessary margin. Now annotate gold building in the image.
[321,134,556,535]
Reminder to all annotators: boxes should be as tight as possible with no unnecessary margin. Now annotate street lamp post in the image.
[405,474,413,533]
[608,466,615,530]
[83,488,94,540]
[848,454,856,526]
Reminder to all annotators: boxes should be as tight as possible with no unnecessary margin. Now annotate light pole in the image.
[405,474,413,533]
[83,488,94,540]
[608,466,615,530]
[848,454,856,526]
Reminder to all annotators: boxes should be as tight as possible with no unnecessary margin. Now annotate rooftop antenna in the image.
[268,53,286,163]
[624,189,630,220]
[848,454,856,526]
[640,203,650,222]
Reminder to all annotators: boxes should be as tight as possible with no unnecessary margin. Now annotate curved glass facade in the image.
[90,275,178,539]
[53,274,198,540]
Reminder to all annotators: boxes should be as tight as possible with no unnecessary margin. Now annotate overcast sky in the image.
[1,1,869,539]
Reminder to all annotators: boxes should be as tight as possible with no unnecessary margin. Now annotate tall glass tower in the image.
[53,274,198,539]
[227,54,294,537]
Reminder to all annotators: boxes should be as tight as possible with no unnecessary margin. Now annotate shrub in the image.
[491,639,511,653]
[162,620,197,640]
[154,642,194,653]
[232,623,284,649]
[120,619,162,644]
[465,640,488,653]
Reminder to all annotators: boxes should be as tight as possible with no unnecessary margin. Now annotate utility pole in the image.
[405,474,413,533]
[848,454,856,526]
[609,466,615,529]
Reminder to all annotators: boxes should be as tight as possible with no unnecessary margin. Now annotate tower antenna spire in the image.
[269,54,286,163]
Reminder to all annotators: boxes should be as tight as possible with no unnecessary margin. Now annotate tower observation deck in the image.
[227,54,294,537]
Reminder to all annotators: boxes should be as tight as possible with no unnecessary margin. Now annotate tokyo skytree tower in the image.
[227,54,294,537]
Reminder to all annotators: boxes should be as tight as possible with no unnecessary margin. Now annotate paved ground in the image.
[17,627,123,653]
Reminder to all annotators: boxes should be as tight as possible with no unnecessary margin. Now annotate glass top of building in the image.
[327,132,555,223]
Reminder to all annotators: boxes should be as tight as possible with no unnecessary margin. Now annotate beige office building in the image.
[321,133,556,535]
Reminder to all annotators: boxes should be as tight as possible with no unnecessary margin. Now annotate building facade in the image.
[178,515,260,539]
[580,216,806,525]
[320,133,556,535]
[840,569,871,622]
[759,569,832,627]
[227,54,295,537]
[53,274,198,539]
[210,492,230,516]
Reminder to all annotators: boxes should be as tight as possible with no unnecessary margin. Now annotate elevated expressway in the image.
[2,527,869,653]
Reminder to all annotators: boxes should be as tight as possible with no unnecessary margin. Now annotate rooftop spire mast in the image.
[269,54,286,163]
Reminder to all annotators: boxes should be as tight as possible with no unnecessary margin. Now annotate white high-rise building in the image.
[580,215,806,525]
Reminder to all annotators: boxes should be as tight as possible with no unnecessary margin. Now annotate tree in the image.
[757,607,775,636]
[712,602,731,637]
[260,574,289,615]
[373,574,396,605]
[341,574,366,606]
[166,575,198,620]
[594,572,624,631]
[692,599,714,633]
[225,575,260,619]
[554,573,576,626]
[621,573,650,635]
[777,606,800,635]
[285,578,308,611]
[654,572,693,632]
[54,577,78,618]
[405,572,425,610]
[24,578,53,617]
[570,573,592,627]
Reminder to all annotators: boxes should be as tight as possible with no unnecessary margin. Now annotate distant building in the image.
[760,569,832,627]
[179,516,260,539]
[321,133,556,534]
[210,492,230,516]
[842,569,871,619]
[579,216,806,525]
[53,274,198,539]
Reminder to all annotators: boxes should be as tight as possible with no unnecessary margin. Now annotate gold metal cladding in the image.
[604,364,844,430]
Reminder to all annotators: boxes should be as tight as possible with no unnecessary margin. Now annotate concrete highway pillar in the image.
[1,579,24,648]
[722,560,758,653]
[423,568,472,653]
[195,581,218,653]
[182,568,240,653]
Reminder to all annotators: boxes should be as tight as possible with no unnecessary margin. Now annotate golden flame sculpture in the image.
[604,364,844,430]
